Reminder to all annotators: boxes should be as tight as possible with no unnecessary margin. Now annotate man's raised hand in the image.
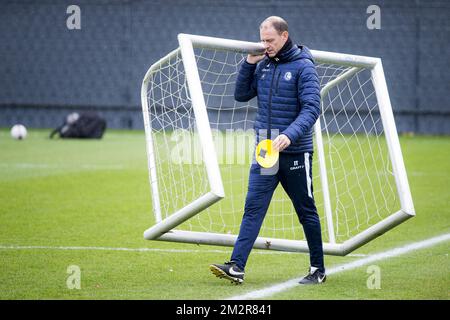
[246,53,265,64]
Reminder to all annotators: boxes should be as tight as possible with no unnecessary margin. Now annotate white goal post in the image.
[140,33,415,256]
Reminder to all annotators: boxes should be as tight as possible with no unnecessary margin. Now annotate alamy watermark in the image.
[366,265,381,289]
[367,5,381,30]
[66,265,81,289]
[170,128,254,166]
[168,128,280,174]
[66,5,81,30]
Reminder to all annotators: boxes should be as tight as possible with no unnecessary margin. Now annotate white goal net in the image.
[141,34,414,255]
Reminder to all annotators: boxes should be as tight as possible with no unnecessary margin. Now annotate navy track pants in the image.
[230,152,325,273]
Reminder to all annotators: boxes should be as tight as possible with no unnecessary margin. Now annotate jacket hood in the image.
[296,45,314,63]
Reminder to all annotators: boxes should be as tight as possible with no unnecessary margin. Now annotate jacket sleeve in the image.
[234,60,258,102]
[282,60,321,143]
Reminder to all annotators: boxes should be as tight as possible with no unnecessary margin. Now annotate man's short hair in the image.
[260,16,288,34]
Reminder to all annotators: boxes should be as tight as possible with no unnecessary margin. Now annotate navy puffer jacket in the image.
[234,39,321,153]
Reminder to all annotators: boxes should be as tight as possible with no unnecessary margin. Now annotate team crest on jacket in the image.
[284,71,292,81]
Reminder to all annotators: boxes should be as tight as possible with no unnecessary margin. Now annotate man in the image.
[210,16,326,285]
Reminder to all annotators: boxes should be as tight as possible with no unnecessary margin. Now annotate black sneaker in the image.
[210,261,244,285]
[298,267,326,285]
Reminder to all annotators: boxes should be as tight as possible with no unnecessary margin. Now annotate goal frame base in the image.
[144,209,413,256]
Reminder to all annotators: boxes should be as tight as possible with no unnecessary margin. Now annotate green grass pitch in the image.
[0,129,448,299]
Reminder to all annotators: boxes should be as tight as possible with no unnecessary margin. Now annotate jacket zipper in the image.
[275,71,281,95]
[267,63,278,140]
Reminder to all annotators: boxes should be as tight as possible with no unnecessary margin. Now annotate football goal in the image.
[140,34,415,255]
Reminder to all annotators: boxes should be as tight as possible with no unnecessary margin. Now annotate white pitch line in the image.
[227,233,450,300]
[0,245,224,253]
[0,244,292,255]
[0,163,125,170]
[0,244,367,257]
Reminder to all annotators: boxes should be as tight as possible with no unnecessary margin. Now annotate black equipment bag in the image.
[50,112,106,139]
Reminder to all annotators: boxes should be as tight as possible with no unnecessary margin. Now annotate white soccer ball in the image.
[10,124,28,140]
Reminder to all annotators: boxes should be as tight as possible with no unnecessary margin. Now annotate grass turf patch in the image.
[0,129,448,299]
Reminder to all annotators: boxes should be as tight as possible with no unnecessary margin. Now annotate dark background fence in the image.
[0,0,449,134]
